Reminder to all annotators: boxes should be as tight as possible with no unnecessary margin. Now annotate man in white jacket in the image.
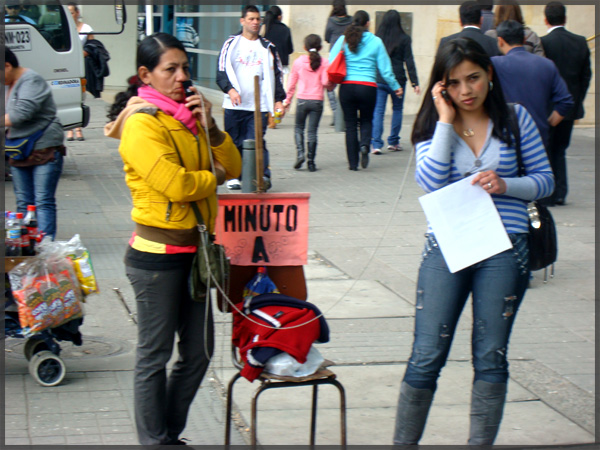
[216,4,286,191]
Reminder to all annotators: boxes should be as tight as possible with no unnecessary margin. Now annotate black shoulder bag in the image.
[510,105,558,272]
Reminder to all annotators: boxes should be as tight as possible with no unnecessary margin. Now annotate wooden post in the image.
[253,76,265,192]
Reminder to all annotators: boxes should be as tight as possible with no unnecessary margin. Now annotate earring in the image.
[489,81,494,91]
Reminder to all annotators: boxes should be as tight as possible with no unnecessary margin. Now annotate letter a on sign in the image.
[215,193,310,266]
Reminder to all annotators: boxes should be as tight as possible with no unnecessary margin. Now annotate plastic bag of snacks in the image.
[9,253,84,338]
[37,234,99,298]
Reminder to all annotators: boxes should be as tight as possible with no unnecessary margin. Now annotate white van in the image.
[5,1,89,130]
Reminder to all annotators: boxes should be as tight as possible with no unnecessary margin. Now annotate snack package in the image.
[9,255,83,338]
[37,234,99,298]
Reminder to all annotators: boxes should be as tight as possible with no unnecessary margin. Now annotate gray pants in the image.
[126,263,214,445]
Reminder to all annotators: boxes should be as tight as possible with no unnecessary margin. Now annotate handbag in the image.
[154,113,230,301]
[189,202,230,301]
[327,39,346,84]
[5,122,51,160]
[510,104,558,271]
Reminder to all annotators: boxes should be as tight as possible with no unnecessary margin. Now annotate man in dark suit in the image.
[438,1,500,57]
[540,1,592,205]
[492,20,573,156]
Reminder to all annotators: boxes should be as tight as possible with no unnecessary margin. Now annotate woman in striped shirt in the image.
[393,38,554,446]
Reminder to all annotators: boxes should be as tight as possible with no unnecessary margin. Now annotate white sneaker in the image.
[372,148,382,155]
[387,144,403,152]
[226,178,241,190]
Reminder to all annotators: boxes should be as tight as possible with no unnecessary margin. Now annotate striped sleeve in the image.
[502,104,555,200]
[415,122,454,192]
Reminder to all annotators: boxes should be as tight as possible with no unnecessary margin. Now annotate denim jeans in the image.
[339,83,377,169]
[371,83,406,149]
[126,262,214,445]
[295,99,324,146]
[10,150,64,240]
[224,109,271,178]
[403,233,530,391]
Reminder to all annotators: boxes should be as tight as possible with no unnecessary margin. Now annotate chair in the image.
[220,265,347,448]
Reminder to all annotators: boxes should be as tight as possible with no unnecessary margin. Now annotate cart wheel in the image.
[28,351,66,387]
[23,338,50,361]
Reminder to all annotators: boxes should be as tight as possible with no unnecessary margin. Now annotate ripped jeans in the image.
[403,233,529,391]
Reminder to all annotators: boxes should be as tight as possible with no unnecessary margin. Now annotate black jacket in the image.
[264,21,293,66]
[83,39,110,98]
[376,34,419,88]
[541,27,592,120]
[438,27,500,57]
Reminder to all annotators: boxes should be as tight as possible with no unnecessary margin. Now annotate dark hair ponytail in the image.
[344,10,369,53]
[304,34,322,71]
[411,38,518,148]
[107,33,186,121]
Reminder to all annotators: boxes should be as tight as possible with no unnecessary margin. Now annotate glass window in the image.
[5,1,71,52]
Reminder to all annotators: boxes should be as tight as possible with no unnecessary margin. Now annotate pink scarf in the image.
[137,85,198,135]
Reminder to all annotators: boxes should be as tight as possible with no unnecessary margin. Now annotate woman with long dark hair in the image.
[284,34,333,172]
[393,38,553,445]
[104,33,241,445]
[371,10,420,154]
[329,10,402,171]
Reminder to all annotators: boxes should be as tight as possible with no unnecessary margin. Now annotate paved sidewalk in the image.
[4,94,596,446]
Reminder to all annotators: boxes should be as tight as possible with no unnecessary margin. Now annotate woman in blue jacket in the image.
[329,10,402,171]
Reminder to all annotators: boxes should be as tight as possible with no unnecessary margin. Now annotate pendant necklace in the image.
[463,128,475,137]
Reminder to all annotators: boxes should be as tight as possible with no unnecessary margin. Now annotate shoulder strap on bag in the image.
[508,103,525,177]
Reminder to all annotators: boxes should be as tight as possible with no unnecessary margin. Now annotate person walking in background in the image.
[370,10,420,155]
[262,6,293,129]
[67,2,93,141]
[329,10,402,171]
[284,34,333,172]
[217,4,286,191]
[324,0,352,127]
[485,0,545,56]
[540,1,592,206]
[104,33,241,445]
[492,20,573,154]
[438,1,500,57]
[5,48,65,240]
[394,37,554,446]
[478,0,495,34]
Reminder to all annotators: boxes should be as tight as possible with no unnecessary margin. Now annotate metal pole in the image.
[253,76,265,192]
[242,140,257,193]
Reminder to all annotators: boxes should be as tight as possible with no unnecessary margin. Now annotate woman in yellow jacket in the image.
[105,33,241,446]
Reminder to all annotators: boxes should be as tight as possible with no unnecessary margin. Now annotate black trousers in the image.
[546,119,574,202]
[339,83,377,169]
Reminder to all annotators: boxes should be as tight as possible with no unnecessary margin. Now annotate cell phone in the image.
[182,80,194,98]
[441,90,450,102]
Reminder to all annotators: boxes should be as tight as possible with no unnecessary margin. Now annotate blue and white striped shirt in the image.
[415,104,554,234]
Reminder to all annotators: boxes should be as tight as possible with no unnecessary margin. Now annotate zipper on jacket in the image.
[166,202,172,222]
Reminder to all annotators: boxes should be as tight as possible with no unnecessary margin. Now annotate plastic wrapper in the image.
[9,253,84,338]
[37,234,99,298]
[242,266,279,302]
[264,345,325,378]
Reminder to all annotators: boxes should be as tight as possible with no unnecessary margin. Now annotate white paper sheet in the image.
[418,174,512,273]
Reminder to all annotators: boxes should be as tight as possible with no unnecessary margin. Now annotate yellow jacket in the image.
[104,97,241,243]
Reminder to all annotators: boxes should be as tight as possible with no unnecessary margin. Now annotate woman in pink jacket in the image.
[284,34,333,172]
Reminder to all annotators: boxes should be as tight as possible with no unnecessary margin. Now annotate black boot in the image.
[294,131,305,169]
[307,142,317,172]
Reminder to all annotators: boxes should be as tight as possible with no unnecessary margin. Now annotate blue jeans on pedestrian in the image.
[224,109,271,179]
[403,233,530,391]
[10,150,64,240]
[371,83,406,150]
[295,99,324,146]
